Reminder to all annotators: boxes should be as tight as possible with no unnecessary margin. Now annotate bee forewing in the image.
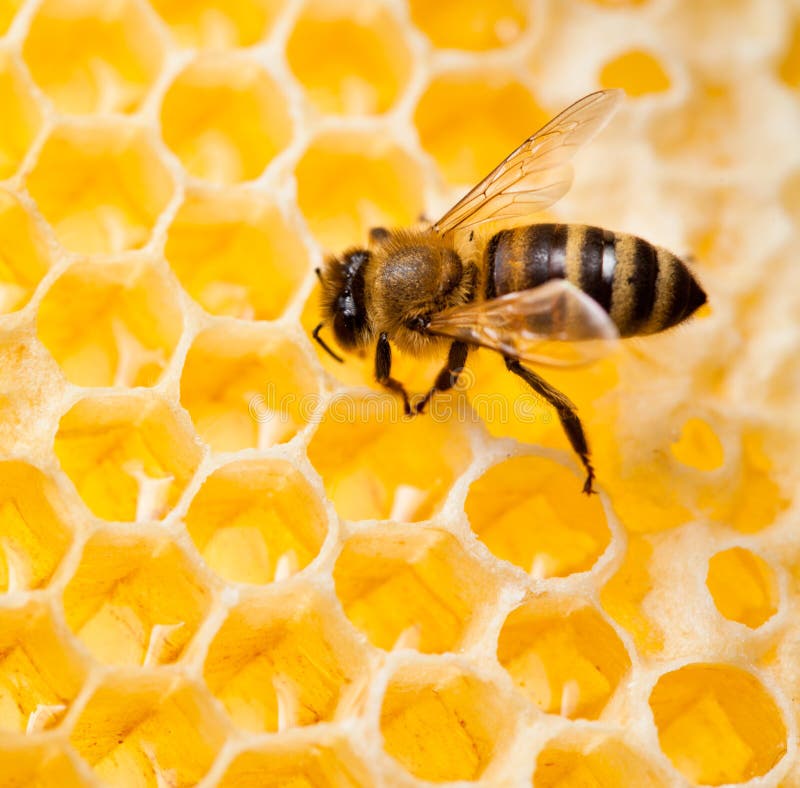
[433,89,623,237]
[428,279,620,368]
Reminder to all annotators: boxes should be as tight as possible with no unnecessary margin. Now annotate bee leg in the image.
[415,341,469,414]
[504,357,596,495]
[376,332,411,416]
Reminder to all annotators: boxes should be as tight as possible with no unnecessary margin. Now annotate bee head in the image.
[316,248,373,357]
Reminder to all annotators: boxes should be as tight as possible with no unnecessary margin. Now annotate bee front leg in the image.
[375,332,411,416]
[504,357,596,496]
[415,341,469,415]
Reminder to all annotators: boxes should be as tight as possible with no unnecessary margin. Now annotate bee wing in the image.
[432,89,623,238]
[427,279,619,367]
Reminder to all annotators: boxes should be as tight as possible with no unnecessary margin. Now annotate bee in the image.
[313,89,706,495]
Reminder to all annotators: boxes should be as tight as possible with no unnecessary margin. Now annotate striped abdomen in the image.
[485,223,706,337]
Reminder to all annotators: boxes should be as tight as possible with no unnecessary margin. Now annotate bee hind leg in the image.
[415,341,469,415]
[375,332,411,416]
[504,357,596,495]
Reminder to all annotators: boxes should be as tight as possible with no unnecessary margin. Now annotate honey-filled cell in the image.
[465,455,610,578]
[287,0,411,115]
[0,52,42,179]
[180,324,319,452]
[27,123,175,255]
[165,187,309,320]
[184,458,328,585]
[23,0,165,114]
[599,49,671,97]
[333,525,496,653]
[37,259,182,387]
[161,55,292,185]
[649,663,787,784]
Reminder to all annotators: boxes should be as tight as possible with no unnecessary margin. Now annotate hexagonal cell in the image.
[414,70,546,186]
[160,55,292,185]
[0,1,23,36]
[37,259,182,387]
[26,123,175,254]
[334,525,496,653]
[649,663,787,785]
[218,735,372,787]
[380,661,516,782]
[706,547,778,629]
[0,461,73,593]
[409,0,528,50]
[164,188,309,320]
[69,672,230,787]
[203,585,367,733]
[599,49,671,97]
[670,416,724,472]
[779,17,800,88]
[497,597,630,719]
[180,324,319,452]
[307,391,472,522]
[295,131,424,250]
[0,189,51,315]
[22,0,165,114]
[184,458,327,585]
[0,603,87,734]
[62,529,212,666]
[533,729,668,787]
[149,0,280,49]
[464,456,610,578]
[287,0,411,115]
[54,393,202,522]
[0,52,43,179]
[600,534,663,655]
[0,742,88,788]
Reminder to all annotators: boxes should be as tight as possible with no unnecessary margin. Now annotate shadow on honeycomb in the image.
[0,0,798,786]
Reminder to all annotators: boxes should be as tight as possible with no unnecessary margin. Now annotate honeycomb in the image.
[1,0,798,785]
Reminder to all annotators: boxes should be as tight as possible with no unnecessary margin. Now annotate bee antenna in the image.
[312,322,344,363]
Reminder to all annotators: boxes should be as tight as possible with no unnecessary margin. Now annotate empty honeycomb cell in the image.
[286,0,411,115]
[181,324,318,451]
[533,729,668,787]
[599,49,671,96]
[414,71,546,186]
[0,190,51,315]
[0,461,72,593]
[779,18,800,87]
[497,598,631,719]
[0,743,89,788]
[706,547,778,628]
[333,525,496,653]
[464,455,610,578]
[218,735,372,787]
[149,0,279,49]
[184,458,327,585]
[0,604,87,734]
[160,55,292,185]
[26,123,175,254]
[600,534,664,654]
[408,0,527,50]
[670,416,725,471]
[203,586,366,733]
[37,259,182,387]
[22,0,164,115]
[0,53,43,179]
[164,188,308,320]
[54,393,202,521]
[295,131,424,250]
[62,530,212,666]
[380,661,515,782]
[649,663,787,784]
[307,391,472,522]
[69,672,230,787]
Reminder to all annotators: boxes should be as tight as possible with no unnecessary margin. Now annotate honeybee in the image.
[313,89,706,495]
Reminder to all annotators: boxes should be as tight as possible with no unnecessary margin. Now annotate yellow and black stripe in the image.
[485,223,706,337]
